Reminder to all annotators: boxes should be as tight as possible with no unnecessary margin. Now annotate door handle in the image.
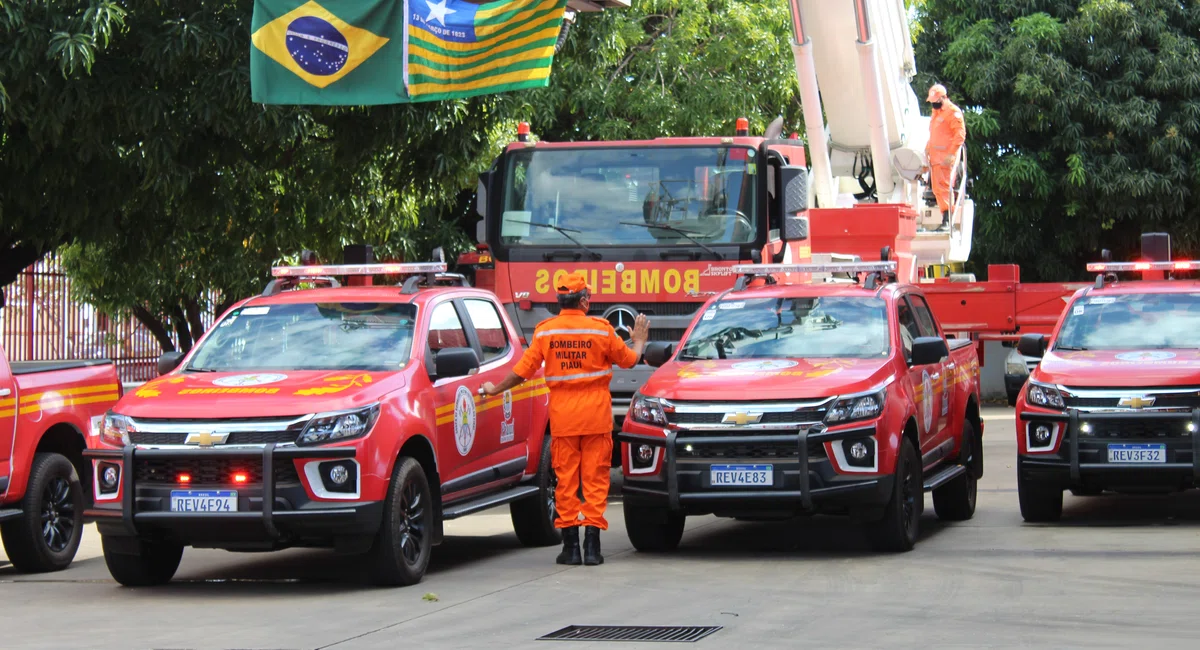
[0,388,10,398]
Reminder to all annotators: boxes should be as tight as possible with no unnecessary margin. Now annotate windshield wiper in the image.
[507,220,601,260]
[1053,346,1087,351]
[184,367,219,372]
[619,221,723,260]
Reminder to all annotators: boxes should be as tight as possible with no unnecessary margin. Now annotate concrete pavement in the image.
[5,407,1200,649]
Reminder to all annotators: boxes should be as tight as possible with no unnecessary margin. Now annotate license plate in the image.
[1107,444,1166,464]
[170,490,237,512]
[710,464,773,487]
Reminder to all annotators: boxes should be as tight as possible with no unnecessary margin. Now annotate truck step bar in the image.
[442,485,539,520]
[923,464,967,492]
[0,508,22,523]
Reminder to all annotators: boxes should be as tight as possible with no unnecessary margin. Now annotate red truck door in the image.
[908,294,954,442]
[461,298,531,463]
[0,352,15,490]
[897,297,945,455]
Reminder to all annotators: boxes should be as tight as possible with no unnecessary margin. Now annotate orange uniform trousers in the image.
[926,99,966,214]
[930,163,953,213]
[551,433,614,529]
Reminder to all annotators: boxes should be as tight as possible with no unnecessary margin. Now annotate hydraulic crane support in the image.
[788,0,835,210]
[853,0,895,196]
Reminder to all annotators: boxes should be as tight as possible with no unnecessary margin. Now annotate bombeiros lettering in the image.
[532,268,701,296]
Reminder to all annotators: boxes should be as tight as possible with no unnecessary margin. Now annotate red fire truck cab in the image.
[85,262,559,587]
[619,259,983,552]
[1016,234,1200,520]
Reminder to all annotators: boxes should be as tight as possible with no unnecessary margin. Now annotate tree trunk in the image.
[132,306,176,353]
[0,242,47,289]
[184,297,206,344]
[169,304,192,353]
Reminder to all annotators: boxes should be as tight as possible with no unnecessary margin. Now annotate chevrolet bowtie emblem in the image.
[1118,396,1156,409]
[185,431,229,447]
[722,412,763,426]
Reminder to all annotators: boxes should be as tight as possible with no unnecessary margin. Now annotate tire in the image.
[101,536,184,586]
[624,502,685,552]
[866,437,922,552]
[1018,473,1063,522]
[510,435,561,547]
[932,421,979,522]
[0,453,84,573]
[368,457,434,586]
[1070,487,1103,497]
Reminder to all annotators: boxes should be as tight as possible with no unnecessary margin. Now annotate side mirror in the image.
[1017,333,1047,358]
[432,247,446,264]
[910,336,949,366]
[157,351,185,376]
[434,347,480,379]
[643,342,674,368]
[779,165,809,225]
[476,176,488,219]
[782,215,809,241]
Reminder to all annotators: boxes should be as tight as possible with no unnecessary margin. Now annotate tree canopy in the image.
[914,0,1200,280]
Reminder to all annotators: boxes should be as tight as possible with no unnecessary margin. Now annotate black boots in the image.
[583,526,604,566]
[556,526,582,565]
[938,210,949,231]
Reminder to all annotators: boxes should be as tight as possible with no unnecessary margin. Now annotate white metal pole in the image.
[853,0,895,197]
[788,0,836,209]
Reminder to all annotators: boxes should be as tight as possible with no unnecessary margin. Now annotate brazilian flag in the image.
[251,0,569,105]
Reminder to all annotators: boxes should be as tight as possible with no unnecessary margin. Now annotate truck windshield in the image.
[187,303,417,372]
[678,297,890,359]
[500,146,760,247]
[1055,293,1200,350]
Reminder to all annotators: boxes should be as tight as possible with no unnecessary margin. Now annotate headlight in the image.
[297,404,381,446]
[825,389,885,425]
[629,394,667,427]
[101,413,132,447]
[1026,381,1065,409]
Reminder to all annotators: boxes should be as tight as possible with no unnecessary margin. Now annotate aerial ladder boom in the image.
[787,0,974,270]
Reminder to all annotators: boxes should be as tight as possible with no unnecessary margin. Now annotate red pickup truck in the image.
[618,259,983,552]
[86,261,559,587]
[1,299,122,572]
[1016,240,1200,520]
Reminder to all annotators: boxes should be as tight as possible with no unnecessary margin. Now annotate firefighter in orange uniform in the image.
[924,83,966,231]
[482,272,648,566]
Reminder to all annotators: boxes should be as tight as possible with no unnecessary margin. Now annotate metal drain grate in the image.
[538,625,722,643]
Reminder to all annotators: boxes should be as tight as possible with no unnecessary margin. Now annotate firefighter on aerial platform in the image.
[924,84,966,231]
[482,272,649,566]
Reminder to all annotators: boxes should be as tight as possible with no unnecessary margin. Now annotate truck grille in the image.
[134,457,301,485]
[665,400,830,428]
[1085,421,1192,440]
[676,439,826,460]
[130,430,299,446]
[1065,388,1200,410]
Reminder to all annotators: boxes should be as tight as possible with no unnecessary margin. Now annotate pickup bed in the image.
[619,262,983,552]
[1,350,122,572]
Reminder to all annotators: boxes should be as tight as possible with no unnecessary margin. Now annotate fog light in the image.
[329,464,350,485]
[1080,422,1092,435]
[849,442,869,460]
[684,444,694,453]
[636,444,654,462]
[98,463,120,494]
[840,437,875,468]
[1033,425,1052,445]
[102,466,119,488]
[1189,422,1196,433]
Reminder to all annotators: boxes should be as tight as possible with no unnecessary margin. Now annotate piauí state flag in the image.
[250,0,568,105]
[405,0,568,101]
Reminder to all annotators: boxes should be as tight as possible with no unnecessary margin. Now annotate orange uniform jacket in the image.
[926,99,966,168]
[513,309,639,436]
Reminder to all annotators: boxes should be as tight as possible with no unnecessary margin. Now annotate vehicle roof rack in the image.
[263,262,448,296]
[399,272,472,294]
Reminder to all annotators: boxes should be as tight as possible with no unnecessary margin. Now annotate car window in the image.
[429,302,469,352]
[897,299,919,358]
[908,295,939,338]
[464,299,510,362]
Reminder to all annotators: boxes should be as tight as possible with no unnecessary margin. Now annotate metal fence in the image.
[1,256,172,384]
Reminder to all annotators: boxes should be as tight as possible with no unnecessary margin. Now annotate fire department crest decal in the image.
[500,390,515,443]
[1115,351,1176,362]
[730,360,798,372]
[454,385,476,456]
[213,373,287,387]
[921,370,934,435]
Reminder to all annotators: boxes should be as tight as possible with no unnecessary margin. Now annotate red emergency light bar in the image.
[1086,261,1197,272]
[270,263,447,278]
[734,262,897,275]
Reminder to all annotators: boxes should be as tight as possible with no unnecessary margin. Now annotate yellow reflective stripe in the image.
[19,383,120,404]
[535,329,608,337]
[434,378,546,415]
[3,391,120,418]
[434,379,548,424]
